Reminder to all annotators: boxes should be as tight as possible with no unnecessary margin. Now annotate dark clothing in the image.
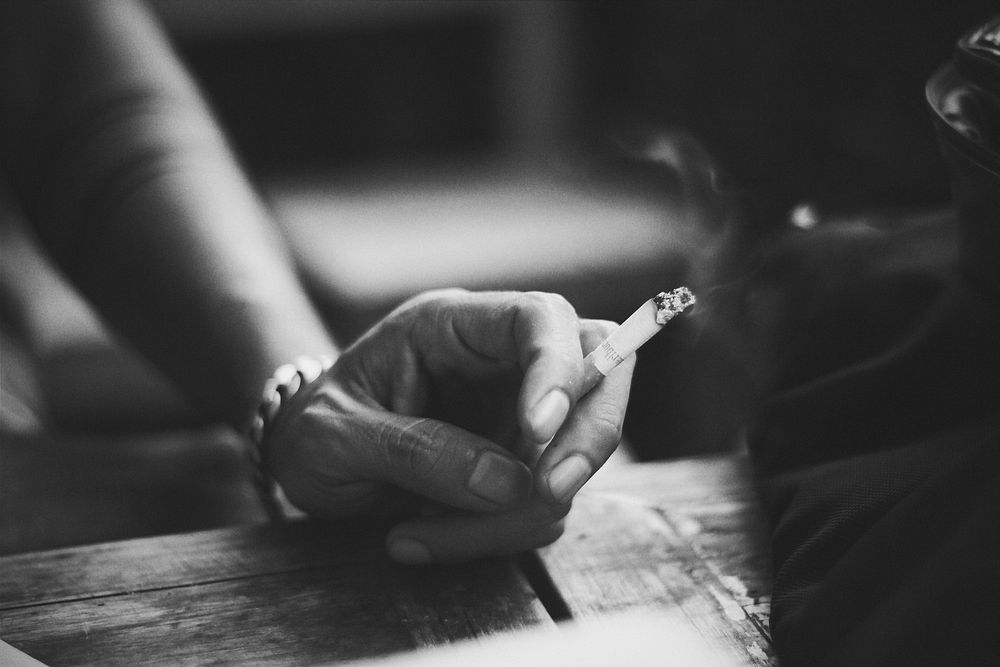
[752,270,1000,665]
[749,19,1000,664]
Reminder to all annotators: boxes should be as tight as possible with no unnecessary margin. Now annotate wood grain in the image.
[0,453,771,664]
[0,519,550,664]
[0,519,357,610]
[2,558,548,665]
[539,454,775,665]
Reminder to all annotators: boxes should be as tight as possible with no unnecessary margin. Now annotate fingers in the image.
[509,294,583,444]
[365,412,533,511]
[533,320,634,505]
[385,499,571,564]
[409,289,585,445]
[271,390,533,517]
[270,293,633,531]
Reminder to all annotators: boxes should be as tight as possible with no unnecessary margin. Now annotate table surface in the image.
[0,454,774,666]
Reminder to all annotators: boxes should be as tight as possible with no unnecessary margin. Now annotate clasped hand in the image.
[266,289,633,564]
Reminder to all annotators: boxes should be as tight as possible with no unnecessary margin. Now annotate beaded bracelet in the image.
[247,354,335,521]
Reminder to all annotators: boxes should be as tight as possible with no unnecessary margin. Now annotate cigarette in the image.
[581,287,696,393]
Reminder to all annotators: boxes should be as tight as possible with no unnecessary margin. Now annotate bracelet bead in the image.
[247,355,335,520]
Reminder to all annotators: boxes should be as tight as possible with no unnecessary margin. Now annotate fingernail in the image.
[468,450,532,504]
[388,537,432,565]
[529,389,571,443]
[546,454,592,503]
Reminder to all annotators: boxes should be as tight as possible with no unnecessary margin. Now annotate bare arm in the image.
[0,0,337,427]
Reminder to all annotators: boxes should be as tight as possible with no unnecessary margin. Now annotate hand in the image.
[265,289,634,563]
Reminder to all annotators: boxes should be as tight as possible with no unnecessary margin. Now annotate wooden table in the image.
[0,454,773,665]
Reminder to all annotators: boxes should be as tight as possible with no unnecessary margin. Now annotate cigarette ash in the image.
[653,287,696,324]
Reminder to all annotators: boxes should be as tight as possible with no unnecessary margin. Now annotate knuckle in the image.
[520,291,576,320]
[377,418,451,477]
[405,287,469,311]
[547,348,584,371]
[589,402,625,445]
[516,293,584,369]
[393,288,471,342]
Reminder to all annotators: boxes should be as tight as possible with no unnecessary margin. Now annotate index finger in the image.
[533,319,635,504]
[410,289,586,445]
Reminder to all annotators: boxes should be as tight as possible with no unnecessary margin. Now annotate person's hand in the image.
[265,289,634,564]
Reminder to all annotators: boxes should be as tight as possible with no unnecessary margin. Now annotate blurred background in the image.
[4,0,998,470]
[153,0,994,212]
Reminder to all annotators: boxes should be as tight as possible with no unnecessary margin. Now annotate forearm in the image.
[77,163,339,428]
[0,0,337,427]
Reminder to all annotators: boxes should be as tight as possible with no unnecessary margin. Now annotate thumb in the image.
[352,408,533,512]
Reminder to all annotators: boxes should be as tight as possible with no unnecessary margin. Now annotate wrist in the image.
[246,354,336,520]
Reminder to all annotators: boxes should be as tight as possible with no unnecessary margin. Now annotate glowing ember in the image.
[653,287,696,324]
